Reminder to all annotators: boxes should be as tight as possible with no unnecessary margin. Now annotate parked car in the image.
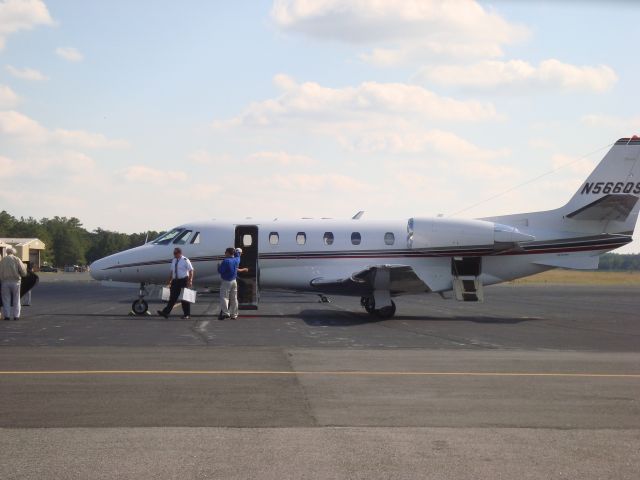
[40,265,58,272]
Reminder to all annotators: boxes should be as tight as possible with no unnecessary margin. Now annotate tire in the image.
[374,300,396,319]
[361,297,375,314]
[132,299,149,316]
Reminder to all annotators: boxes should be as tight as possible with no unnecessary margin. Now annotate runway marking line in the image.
[0,371,638,378]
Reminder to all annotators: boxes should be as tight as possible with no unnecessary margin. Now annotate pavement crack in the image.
[375,322,500,349]
[283,350,319,427]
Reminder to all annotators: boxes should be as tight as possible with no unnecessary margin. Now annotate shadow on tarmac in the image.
[299,309,542,326]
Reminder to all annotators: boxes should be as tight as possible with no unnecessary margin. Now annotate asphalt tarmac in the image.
[1,274,639,479]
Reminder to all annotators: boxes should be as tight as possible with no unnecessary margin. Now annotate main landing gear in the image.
[131,283,151,316]
[360,296,396,319]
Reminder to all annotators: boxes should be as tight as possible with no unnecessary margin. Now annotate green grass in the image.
[510,270,640,285]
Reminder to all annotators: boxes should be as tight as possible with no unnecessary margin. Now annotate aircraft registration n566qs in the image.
[90,137,640,318]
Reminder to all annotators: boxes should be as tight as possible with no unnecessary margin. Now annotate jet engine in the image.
[407,217,534,249]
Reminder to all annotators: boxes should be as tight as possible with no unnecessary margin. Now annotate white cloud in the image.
[0,110,128,148]
[214,75,506,162]
[528,138,555,150]
[0,110,46,139]
[54,129,129,149]
[581,114,640,132]
[0,83,19,107]
[550,153,595,177]
[246,150,315,166]
[0,155,16,177]
[55,46,83,62]
[265,173,369,192]
[189,183,221,200]
[271,0,528,65]
[6,64,48,81]
[219,74,500,128]
[0,0,53,50]
[29,152,97,180]
[343,129,510,158]
[187,149,233,165]
[418,59,617,92]
[121,165,188,186]
[188,149,316,170]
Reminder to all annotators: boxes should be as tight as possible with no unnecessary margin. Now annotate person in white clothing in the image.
[0,247,27,321]
[157,247,194,319]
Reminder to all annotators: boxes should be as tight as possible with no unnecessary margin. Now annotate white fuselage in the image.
[89,216,622,295]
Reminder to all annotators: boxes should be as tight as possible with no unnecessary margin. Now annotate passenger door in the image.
[234,225,259,309]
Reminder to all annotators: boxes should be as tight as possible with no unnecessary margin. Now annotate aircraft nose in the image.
[89,257,109,280]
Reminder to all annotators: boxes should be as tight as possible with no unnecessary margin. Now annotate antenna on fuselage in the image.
[352,211,364,220]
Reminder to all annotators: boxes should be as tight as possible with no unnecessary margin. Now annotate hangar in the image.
[0,238,46,268]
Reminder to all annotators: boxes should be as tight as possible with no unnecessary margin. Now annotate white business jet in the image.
[90,137,640,318]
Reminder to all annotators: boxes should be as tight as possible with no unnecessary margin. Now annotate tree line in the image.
[0,211,160,267]
[1,210,639,270]
[598,253,640,271]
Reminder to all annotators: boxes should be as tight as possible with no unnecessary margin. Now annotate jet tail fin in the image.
[483,137,640,246]
[559,137,640,234]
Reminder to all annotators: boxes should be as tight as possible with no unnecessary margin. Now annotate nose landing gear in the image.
[130,283,151,316]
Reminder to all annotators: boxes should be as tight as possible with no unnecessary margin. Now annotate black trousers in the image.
[162,277,190,316]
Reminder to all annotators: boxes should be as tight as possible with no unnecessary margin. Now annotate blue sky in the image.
[1,0,639,252]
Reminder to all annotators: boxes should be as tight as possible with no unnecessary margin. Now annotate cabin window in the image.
[242,234,253,247]
[152,228,183,245]
[191,232,201,244]
[323,232,334,245]
[384,232,395,245]
[296,232,306,245]
[269,232,279,245]
[173,230,193,245]
[351,232,361,245]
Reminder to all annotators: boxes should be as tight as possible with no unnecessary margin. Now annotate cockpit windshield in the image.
[152,228,184,245]
[173,230,192,245]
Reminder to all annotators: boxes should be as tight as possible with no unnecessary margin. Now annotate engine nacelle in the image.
[407,217,534,249]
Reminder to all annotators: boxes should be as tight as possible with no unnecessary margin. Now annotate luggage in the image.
[161,287,171,301]
[178,288,197,303]
[160,286,196,303]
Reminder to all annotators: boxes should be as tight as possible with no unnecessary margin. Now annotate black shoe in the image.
[3,318,9,321]
[181,315,190,320]
[157,310,168,319]
[13,318,19,321]
[218,313,230,320]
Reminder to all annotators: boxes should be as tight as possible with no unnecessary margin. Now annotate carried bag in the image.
[160,287,171,301]
[178,288,197,303]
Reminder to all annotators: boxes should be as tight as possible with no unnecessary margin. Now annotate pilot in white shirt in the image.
[157,247,194,319]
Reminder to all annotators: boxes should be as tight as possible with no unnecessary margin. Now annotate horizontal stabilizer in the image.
[566,194,638,222]
[533,254,600,270]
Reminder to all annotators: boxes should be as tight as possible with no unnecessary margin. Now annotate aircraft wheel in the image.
[132,299,149,316]
[374,300,396,319]
[361,297,375,314]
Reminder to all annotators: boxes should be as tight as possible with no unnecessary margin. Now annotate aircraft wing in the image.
[310,264,431,296]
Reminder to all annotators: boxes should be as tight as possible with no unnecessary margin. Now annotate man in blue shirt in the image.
[217,247,248,320]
